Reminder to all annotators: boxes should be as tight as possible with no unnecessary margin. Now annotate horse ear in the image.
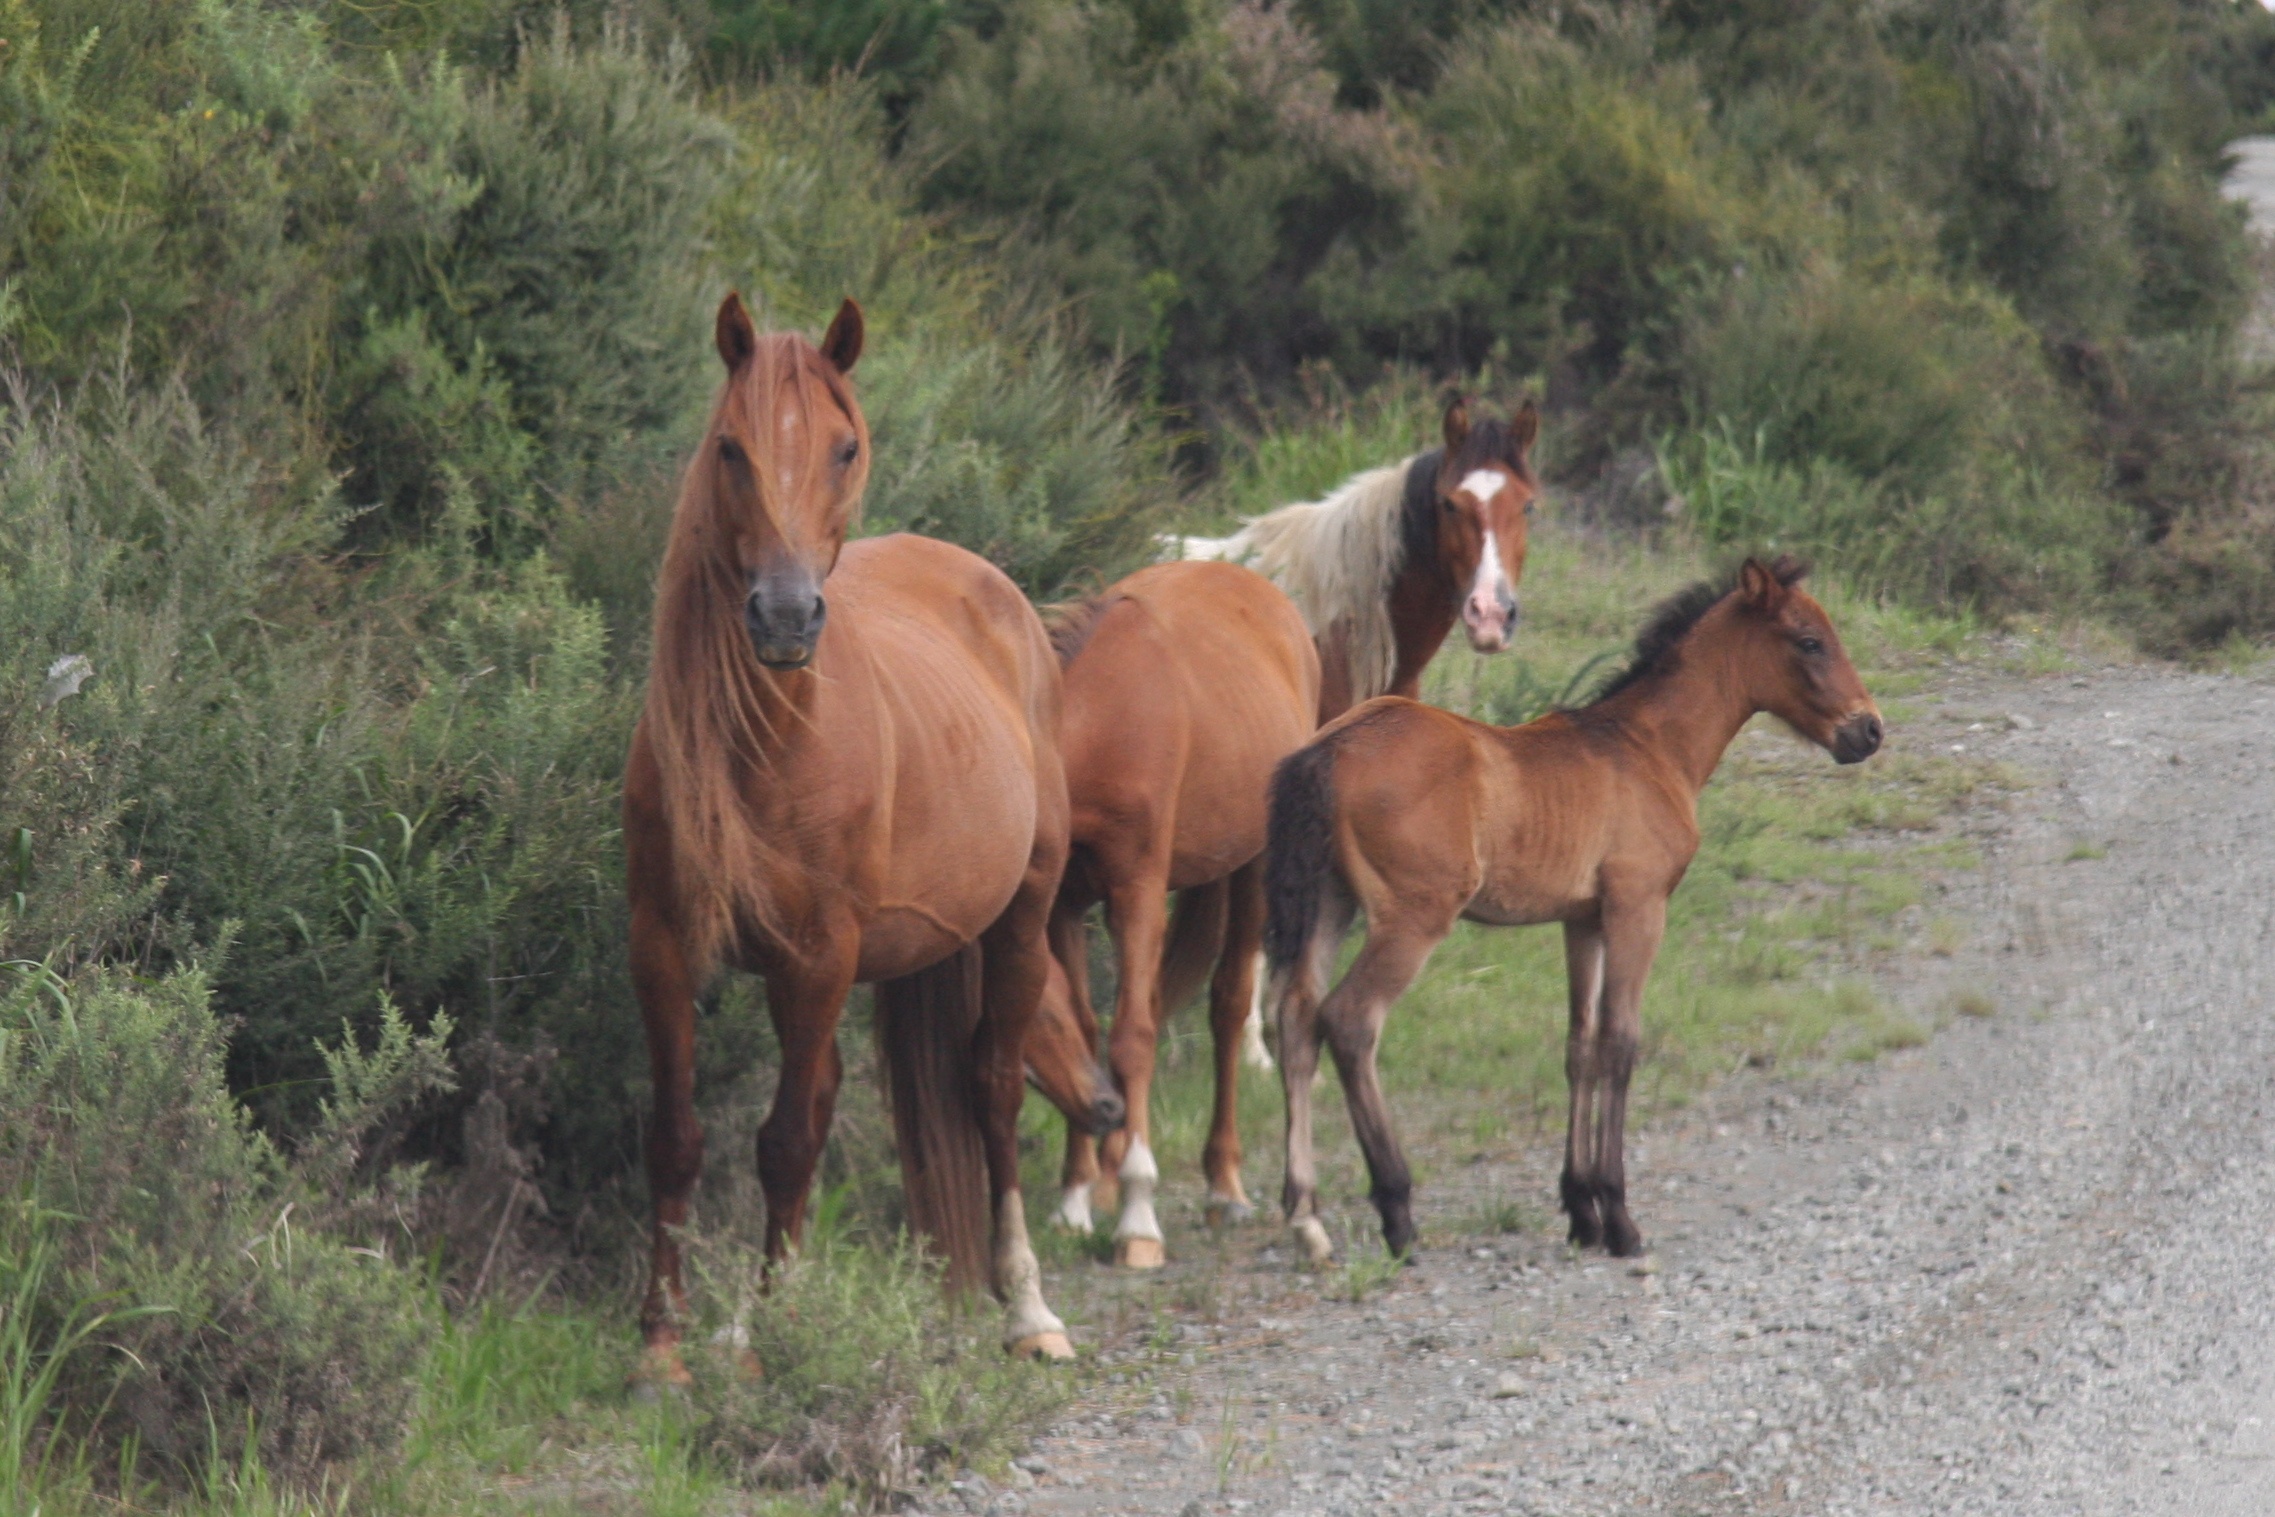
[1442,396,1470,453]
[1508,400,1540,459]
[716,292,756,373]
[1738,557,1784,612]
[821,298,864,375]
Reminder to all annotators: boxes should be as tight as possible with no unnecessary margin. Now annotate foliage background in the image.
[3,0,2275,1497]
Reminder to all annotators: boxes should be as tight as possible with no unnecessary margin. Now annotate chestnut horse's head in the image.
[1429,397,1540,654]
[707,292,869,671]
[1734,557,1885,765]
[1024,954,1126,1139]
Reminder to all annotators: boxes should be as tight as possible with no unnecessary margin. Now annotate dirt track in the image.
[963,660,2275,1517]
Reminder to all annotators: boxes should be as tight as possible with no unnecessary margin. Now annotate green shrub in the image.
[0,963,446,1487]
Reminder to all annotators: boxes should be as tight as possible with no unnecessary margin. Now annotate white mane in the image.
[1171,456,1417,703]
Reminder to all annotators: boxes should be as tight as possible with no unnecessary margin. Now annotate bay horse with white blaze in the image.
[1181,397,1540,723]
[1024,561,1319,1268]
[625,293,1074,1380]
[1264,558,1883,1266]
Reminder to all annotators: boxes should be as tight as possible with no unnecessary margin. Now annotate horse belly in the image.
[858,699,1042,982]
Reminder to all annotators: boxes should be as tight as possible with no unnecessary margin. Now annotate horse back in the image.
[1061,561,1318,886]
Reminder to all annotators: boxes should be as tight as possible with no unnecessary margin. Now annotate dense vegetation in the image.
[3,0,2275,1502]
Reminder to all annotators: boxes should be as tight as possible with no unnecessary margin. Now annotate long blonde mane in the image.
[1182,458,1416,703]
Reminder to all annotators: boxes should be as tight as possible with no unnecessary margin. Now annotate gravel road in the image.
[964,661,2275,1517]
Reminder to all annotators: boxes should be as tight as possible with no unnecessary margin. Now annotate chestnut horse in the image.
[1025,561,1319,1268]
[1180,397,1541,723]
[1263,558,1883,1266]
[625,293,1074,1379]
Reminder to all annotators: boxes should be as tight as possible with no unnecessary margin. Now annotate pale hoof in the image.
[1292,1216,1335,1268]
[1205,1195,1256,1228]
[1115,1235,1167,1270]
[1009,1331,1077,1361]
[628,1343,692,1399]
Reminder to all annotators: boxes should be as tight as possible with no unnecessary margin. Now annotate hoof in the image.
[1009,1331,1076,1361]
[1291,1216,1334,1268]
[628,1343,692,1399]
[1205,1195,1256,1229]
[1115,1235,1168,1270]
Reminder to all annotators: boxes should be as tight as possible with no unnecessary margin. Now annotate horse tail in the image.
[875,944,992,1294]
[1157,880,1230,1018]
[1264,740,1346,974]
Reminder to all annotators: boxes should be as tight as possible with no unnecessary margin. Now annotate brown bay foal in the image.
[1263,558,1884,1265]
[1031,561,1319,1267]
[626,294,1074,1380]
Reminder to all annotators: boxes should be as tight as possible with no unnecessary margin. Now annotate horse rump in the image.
[875,943,991,1294]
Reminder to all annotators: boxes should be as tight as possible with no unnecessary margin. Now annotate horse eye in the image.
[718,437,746,465]
[834,438,859,467]
[1797,635,1824,655]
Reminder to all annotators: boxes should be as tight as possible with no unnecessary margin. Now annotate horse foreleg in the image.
[1592,899,1665,1259]
[1203,860,1265,1226]
[1104,871,1172,1269]
[1278,890,1351,1267]
[1560,919,1608,1250]
[979,877,1072,1358]
[631,903,702,1385]
[1320,925,1442,1258]
[756,944,856,1263]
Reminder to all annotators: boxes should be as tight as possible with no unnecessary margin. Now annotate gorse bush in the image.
[0,962,445,1487]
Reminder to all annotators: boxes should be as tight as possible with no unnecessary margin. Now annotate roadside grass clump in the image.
[0,961,448,1495]
[681,1228,1073,1507]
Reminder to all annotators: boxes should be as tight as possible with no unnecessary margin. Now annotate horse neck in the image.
[1600,635,1759,796]
[1383,553,1455,699]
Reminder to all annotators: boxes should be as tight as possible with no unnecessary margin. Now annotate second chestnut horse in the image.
[1032,561,1319,1267]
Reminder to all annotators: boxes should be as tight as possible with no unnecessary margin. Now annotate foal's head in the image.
[1427,397,1539,654]
[705,292,869,671]
[1728,557,1884,764]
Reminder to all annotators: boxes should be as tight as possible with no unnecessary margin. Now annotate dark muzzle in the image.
[745,569,827,670]
[1832,712,1885,765]
[1083,1084,1127,1138]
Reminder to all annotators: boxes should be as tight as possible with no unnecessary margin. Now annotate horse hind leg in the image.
[1277,886,1355,1267]
[1203,861,1266,1226]
[1319,923,1443,1259]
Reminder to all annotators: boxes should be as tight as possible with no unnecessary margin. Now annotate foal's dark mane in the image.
[1395,414,1540,581]
[1584,555,1810,709]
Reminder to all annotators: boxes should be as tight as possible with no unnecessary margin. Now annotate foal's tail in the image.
[875,945,991,1294]
[1264,740,1347,976]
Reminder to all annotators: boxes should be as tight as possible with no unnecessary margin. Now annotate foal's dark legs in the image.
[1559,920,1608,1249]
[1317,921,1443,1258]
[1561,903,1662,1258]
